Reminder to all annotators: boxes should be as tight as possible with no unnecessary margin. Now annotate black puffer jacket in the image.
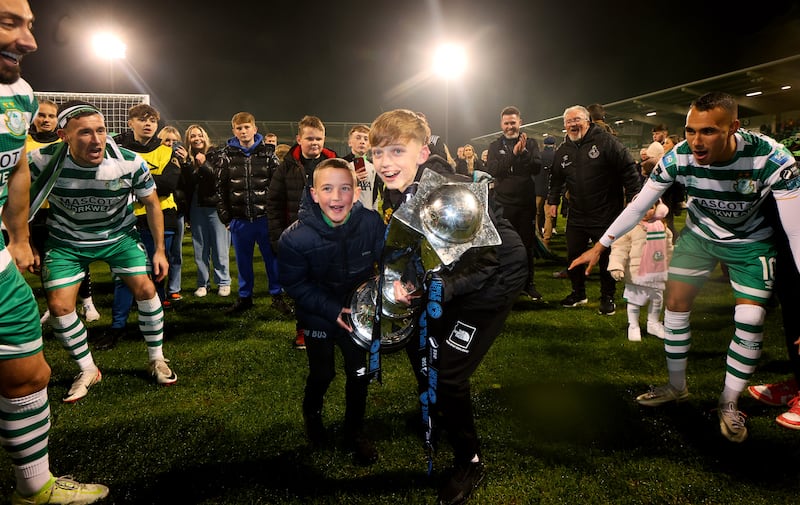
[267,144,337,249]
[278,196,385,333]
[547,123,641,228]
[193,156,220,208]
[211,135,278,225]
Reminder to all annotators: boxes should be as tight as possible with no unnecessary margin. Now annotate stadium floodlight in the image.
[92,32,126,60]
[432,43,467,80]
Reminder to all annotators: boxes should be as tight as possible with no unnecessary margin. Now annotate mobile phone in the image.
[172,141,184,151]
[353,156,366,173]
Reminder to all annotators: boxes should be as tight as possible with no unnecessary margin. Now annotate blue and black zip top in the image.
[227,132,265,157]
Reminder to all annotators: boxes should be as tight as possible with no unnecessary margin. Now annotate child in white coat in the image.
[608,201,674,341]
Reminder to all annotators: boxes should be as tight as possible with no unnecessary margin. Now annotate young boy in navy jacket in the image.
[278,158,385,465]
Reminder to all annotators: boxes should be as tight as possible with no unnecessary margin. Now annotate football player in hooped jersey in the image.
[571,91,800,443]
[29,101,178,407]
[0,1,109,503]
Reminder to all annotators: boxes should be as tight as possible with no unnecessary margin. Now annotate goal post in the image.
[33,91,149,136]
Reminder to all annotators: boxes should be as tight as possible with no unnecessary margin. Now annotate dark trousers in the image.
[503,203,537,288]
[565,224,615,298]
[303,327,369,435]
[408,301,518,464]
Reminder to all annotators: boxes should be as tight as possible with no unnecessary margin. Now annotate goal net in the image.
[33,91,150,136]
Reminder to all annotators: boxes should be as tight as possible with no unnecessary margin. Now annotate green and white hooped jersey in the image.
[650,129,799,243]
[0,78,37,254]
[28,140,156,248]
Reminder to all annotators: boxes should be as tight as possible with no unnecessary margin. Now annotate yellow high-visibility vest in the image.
[133,144,177,216]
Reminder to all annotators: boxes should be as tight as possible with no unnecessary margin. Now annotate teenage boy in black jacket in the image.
[371,109,527,505]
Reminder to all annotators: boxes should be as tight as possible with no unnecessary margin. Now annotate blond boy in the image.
[370,109,527,505]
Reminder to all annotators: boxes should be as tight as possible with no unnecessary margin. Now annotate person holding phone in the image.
[343,124,378,211]
[158,125,192,307]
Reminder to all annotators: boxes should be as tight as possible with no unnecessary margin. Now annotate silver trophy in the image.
[347,169,501,353]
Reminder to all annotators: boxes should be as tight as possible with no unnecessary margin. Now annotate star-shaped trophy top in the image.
[392,169,501,266]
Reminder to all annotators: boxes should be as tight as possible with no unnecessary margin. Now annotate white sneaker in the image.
[218,285,231,297]
[627,325,642,342]
[636,383,689,406]
[718,401,748,442]
[40,310,50,326]
[194,287,208,297]
[149,358,178,385]
[83,302,101,322]
[647,321,665,339]
[63,368,102,403]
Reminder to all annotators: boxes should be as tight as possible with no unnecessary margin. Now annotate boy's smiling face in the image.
[372,139,429,192]
[311,166,359,226]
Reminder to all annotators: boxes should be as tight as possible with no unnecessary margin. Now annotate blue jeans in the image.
[190,202,231,289]
[229,216,280,297]
[167,215,184,295]
[111,228,174,329]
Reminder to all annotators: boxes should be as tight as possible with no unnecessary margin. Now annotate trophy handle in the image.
[346,276,417,354]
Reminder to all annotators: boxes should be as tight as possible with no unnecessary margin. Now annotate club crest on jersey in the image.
[446,321,477,353]
[779,164,800,191]
[588,145,600,159]
[4,109,26,137]
[773,147,791,165]
[105,179,121,191]
[733,172,755,195]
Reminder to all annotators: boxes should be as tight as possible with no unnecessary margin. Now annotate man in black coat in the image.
[547,105,641,315]
[486,106,543,300]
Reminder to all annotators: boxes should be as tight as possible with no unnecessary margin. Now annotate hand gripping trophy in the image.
[347,168,501,373]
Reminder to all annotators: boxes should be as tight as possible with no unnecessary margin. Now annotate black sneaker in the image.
[524,285,543,301]
[560,291,587,307]
[93,327,126,351]
[225,296,253,315]
[599,296,616,315]
[438,460,486,505]
[347,433,379,466]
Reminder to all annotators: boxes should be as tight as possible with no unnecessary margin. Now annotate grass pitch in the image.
[7,216,800,504]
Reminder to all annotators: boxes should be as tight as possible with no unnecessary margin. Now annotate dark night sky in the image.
[23,0,800,147]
